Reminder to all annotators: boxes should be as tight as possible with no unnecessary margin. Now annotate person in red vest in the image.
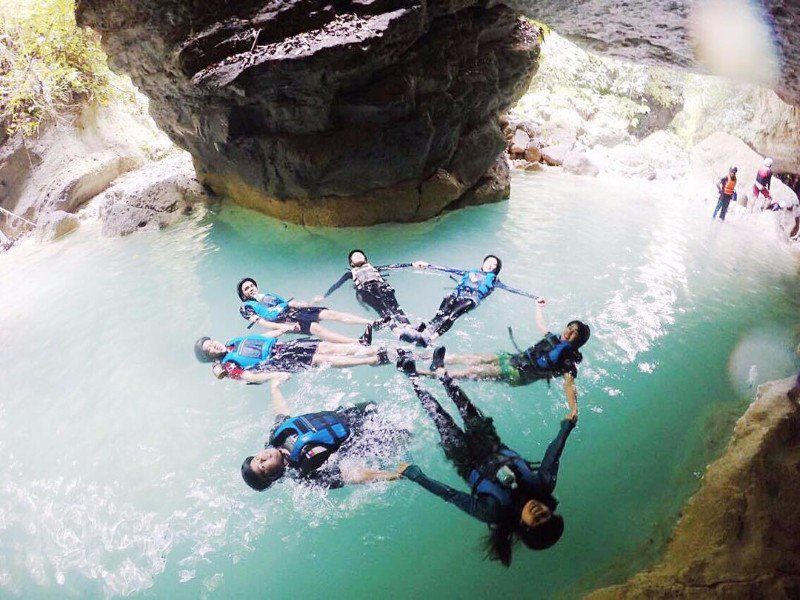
[752,157,774,210]
[713,166,738,221]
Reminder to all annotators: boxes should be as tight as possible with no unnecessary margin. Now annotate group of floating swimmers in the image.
[194,250,590,565]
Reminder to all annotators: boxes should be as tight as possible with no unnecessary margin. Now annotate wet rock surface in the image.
[588,378,800,599]
[76,0,540,226]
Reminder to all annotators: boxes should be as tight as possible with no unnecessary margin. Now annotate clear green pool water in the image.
[1,171,798,598]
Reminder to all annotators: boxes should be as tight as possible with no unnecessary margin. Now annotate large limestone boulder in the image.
[77,0,541,226]
[93,152,208,236]
[589,378,800,598]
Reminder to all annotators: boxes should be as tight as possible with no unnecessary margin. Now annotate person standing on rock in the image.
[237,277,374,345]
[713,167,737,221]
[406,255,538,346]
[395,357,577,565]
[316,250,426,344]
[752,157,774,211]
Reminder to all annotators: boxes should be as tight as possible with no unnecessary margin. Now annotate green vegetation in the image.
[0,0,114,137]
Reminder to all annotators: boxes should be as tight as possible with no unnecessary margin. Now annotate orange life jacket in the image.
[723,176,736,195]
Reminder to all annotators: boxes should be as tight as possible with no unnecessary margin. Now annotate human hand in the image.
[412,261,428,269]
[212,364,228,379]
[311,295,324,304]
[567,407,578,424]
[396,462,411,476]
[248,313,260,323]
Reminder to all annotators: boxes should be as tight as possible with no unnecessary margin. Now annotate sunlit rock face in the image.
[511,0,800,106]
[76,0,540,226]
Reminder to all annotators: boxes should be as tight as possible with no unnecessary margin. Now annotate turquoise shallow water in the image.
[1,171,798,598]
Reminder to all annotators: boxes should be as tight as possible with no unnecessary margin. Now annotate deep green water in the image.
[1,171,798,598]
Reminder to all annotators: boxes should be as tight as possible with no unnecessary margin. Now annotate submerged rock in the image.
[77,0,540,226]
[589,378,800,598]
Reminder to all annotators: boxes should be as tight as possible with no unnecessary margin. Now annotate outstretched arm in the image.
[399,464,501,524]
[495,281,539,301]
[376,262,413,271]
[268,374,291,415]
[411,261,466,276]
[321,271,353,299]
[537,418,576,493]
[342,467,402,485]
[534,297,549,335]
[563,373,578,422]
[248,315,301,337]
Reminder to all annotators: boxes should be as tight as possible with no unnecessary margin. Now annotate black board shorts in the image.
[265,339,320,372]
[277,306,325,334]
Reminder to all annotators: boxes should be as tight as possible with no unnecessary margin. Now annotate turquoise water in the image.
[1,171,798,598]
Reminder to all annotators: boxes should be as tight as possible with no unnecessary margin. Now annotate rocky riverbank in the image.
[588,377,800,598]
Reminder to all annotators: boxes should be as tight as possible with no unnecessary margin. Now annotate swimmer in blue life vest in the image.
[237,277,375,345]
[418,299,589,402]
[241,375,406,490]
[407,255,538,346]
[395,357,577,566]
[316,249,426,344]
[193,332,395,384]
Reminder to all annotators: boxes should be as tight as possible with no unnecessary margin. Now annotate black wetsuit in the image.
[323,263,411,328]
[402,376,574,524]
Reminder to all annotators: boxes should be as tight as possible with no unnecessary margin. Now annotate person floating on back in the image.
[418,299,589,405]
[317,249,425,344]
[237,277,374,345]
[395,357,577,566]
[407,255,537,346]
[713,166,737,221]
[193,332,393,384]
[241,375,405,491]
[752,157,774,211]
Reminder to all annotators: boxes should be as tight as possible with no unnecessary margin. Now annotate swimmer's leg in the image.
[308,322,360,344]
[318,309,372,325]
[312,353,380,368]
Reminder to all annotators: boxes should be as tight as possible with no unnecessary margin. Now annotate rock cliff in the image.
[76,0,540,225]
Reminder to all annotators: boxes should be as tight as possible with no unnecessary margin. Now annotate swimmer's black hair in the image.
[567,321,591,348]
[237,277,258,302]
[241,456,283,491]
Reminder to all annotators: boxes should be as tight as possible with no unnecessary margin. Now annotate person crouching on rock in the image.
[241,375,405,491]
[193,331,394,384]
[752,157,774,211]
[713,166,737,221]
[395,357,577,566]
[237,276,376,345]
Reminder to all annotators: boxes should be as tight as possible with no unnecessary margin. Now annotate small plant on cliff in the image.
[0,0,114,137]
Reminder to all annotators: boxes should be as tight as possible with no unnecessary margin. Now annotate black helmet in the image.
[483,254,502,275]
[348,249,367,266]
[519,514,564,550]
[194,336,213,362]
[237,277,258,302]
[567,321,591,348]
[241,456,282,491]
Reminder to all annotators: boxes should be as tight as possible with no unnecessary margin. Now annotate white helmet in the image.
[764,157,774,167]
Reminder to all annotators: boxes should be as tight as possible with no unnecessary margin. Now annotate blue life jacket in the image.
[222,335,277,369]
[241,292,289,322]
[468,448,547,510]
[456,270,496,301]
[535,337,574,371]
[269,412,351,472]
